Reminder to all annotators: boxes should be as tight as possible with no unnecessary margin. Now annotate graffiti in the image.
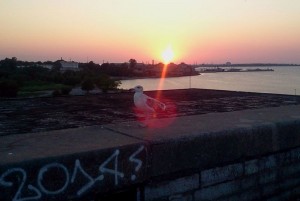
[99,149,124,186]
[0,145,145,201]
[0,168,41,201]
[71,159,104,196]
[129,145,145,181]
[37,163,70,195]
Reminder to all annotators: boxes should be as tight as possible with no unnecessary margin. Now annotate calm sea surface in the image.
[120,66,300,95]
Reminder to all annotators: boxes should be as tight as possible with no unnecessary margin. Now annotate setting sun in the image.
[162,46,174,64]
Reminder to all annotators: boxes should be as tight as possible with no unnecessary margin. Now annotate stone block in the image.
[289,185,300,198]
[239,189,261,201]
[290,147,300,162]
[201,163,243,187]
[245,159,259,175]
[168,194,193,201]
[281,162,300,178]
[144,174,199,201]
[262,183,278,197]
[240,176,258,190]
[276,147,300,166]
[259,155,277,170]
[279,174,300,190]
[194,180,240,200]
[259,169,277,185]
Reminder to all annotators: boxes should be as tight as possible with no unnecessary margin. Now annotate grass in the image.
[18,81,72,98]
[20,81,67,92]
[18,90,51,98]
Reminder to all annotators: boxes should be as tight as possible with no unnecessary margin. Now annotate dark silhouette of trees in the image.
[129,58,137,69]
[0,58,126,97]
[81,78,95,94]
[62,70,81,86]
[0,57,18,79]
[0,57,17,70]
[95,74,121,93]
[20,65,50,81]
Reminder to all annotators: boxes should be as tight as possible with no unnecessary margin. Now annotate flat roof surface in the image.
[1,89,299,136]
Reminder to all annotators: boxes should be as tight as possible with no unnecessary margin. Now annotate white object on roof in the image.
[131,85,166,127]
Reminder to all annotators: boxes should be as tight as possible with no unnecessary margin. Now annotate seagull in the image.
[130,85,166,127]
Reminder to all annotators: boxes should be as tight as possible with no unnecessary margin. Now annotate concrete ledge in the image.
[0,127,148,200]
[1,105,300,200]
[105,105,300,177]
[1,126,145,165]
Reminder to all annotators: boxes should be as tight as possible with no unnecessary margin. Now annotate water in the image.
[120,66,300,95]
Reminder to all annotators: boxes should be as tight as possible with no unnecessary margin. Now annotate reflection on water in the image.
[121,66,300,95]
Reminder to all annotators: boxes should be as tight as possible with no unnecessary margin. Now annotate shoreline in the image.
[196,67,275,73]
[113,73,200,81]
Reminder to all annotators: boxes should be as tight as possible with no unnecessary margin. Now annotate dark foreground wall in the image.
[1,105,300,201]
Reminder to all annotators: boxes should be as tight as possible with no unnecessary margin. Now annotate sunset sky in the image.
[1,0,300,64]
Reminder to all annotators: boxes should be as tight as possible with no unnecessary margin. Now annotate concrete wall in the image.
[1,105,300,201]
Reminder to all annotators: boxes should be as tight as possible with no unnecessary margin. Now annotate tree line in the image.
[0,57,136,97]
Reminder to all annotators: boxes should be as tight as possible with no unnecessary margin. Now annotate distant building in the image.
[129,62,197,77]
[41,64,53,69]
[60,61,79,72]
[132,63,145,74]
[168,63,193,76]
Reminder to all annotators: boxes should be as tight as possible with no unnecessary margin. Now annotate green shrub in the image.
[95,74,121,93]
[81,78,94,94]
[21,82,66,92]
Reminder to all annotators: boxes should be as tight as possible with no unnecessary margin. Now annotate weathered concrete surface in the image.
[1,104,300,200]
[0,126,144,165]
[0,127,147,200]
[105,105,300,142]
[105,105,300,176]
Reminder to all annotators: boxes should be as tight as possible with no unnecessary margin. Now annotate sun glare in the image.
[162,46,174,64]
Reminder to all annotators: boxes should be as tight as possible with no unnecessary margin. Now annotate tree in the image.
[129,59,137,69]
[0,57,18,73]
[62,70,81,86]
[53,60,62,69]
[95,74,121,93]
[81,78,94,94]
[20,65,50,81]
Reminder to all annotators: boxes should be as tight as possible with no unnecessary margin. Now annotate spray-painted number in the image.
[0,146,145,201]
